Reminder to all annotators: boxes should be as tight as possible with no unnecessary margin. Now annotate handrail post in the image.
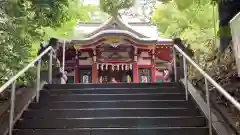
[183,57,188,100]
[49,50,53,84]
[205,78,213,135]
[36,59,41,102]
[62,40,66,73]
[61,40,66,84]
[173,47,177,82]
[9,81,16,135]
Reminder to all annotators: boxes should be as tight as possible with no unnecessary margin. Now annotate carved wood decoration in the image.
[57,45,172,64]
[95,39,135,63]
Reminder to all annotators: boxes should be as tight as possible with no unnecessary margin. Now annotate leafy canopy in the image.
[158,0,231,10]
[0,0,101,85]
[152,0,218,64]
[43,0,107,40]
[99,0,135,16]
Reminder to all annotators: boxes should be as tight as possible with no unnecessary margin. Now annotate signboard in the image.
[230,11,240,77]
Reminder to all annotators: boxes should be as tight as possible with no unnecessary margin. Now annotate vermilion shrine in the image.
[57,16,173,83]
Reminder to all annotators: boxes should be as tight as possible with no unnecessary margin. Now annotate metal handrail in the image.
[0,46,53,93]
[0,46,55,135]
[173,44,240,135]
[173,45,240,111]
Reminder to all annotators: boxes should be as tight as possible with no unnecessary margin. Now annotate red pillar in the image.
[151,49,156,83]
[151,64,156,83]
[74,55,79,84]
[74,66,79,84]
[133,63,138,83]
[92,63,97,83]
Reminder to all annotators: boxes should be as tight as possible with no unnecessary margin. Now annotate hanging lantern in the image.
[106,64,108,70]
[134,55,137,62]
[97,64,99,70]
[112,65,114,71]
[121,64,124,70]
[101,64,104,71]
[93,56,96,63]
[134,47,137,54]
[125,65,128,70]
[117,64,119,70]
[152,55,155,60]
[130,64,132,70]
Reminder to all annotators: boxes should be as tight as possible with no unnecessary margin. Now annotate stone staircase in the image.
[13,83,214,135]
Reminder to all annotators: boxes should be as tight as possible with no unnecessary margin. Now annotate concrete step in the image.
[13,127,209,135]
[15,116,206,129]
[11,83,213,135]
[39,91,186,101]
[22,108,202,119]
[49,94,186,101]
[29,100,195,110]
[47,87,184,94]
[44,83,181,89]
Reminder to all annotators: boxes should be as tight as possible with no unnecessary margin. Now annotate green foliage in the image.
[152,1,218,51]
[152,0,219,81]
[44,0,108,40]
[154,1,239,127]
[99,0,135,16]
[157,0,231,10]
[0,0,96,86]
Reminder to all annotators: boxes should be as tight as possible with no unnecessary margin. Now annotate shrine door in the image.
[138,68,151,83]
[79,68,92,83]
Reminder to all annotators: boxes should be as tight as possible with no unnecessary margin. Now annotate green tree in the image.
[157,0,229,10]
[152,0,218,80]
[99,0,135,16]
[0,0,108,86]
[0,0,72,85]
[43,0,105,40]
[152,1,217,49]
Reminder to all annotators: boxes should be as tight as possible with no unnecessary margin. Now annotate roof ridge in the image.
[84,15,149,38]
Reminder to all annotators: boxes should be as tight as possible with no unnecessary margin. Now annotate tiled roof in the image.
[73,16,171,42]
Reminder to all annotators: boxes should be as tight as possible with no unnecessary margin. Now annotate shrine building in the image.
[56,16,173,84]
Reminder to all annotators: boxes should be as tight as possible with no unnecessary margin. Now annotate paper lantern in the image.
[106,64,108,70]
[117,64,119,70]
[130,64,132,70]
[97,64,99,70]
[134,56,137,62]
[93,56,96,62]
[112,65,114,71]
[152,55,155,60]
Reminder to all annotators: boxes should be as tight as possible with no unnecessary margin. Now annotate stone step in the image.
[15,116,206,129]
[44,83,181,89]
[38,90,186,101]
[29,100,194,110]
[47,87,184,94]
[22,108,202,119]
[13,127,209,135]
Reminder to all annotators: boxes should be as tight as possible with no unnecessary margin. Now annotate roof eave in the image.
[71,29,172,45]
[85,15,149,38]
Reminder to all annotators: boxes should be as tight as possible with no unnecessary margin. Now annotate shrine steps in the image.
[13,83,215,135]
[43,82,180,89]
